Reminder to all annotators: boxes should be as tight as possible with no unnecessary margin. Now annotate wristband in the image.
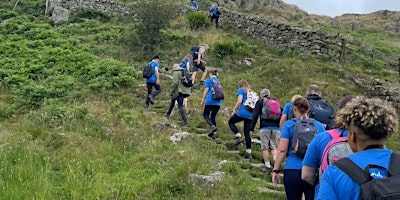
[272,169,280,173]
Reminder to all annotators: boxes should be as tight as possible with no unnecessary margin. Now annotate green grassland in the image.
[0,1,399,199]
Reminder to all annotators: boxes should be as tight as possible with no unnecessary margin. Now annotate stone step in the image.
[257,187,285,194]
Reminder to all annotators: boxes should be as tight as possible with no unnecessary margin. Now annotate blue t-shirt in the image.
[318,149,393,200]
[280,117,326,169]
[190,1,198,9]
[146,61,159,83]
[180,59,190,71]
[282,102,293,117]
[235,88,252,119]
[204,76,223,106]
[209,6,220,16]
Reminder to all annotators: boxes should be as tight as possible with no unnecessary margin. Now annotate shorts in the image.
[260,129,280,150]
[192,61,206,72]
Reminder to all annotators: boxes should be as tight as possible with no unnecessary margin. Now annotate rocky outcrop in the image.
[367,79,400,112]
[52,6,70,24]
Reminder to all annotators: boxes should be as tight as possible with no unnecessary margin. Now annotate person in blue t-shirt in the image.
[180,54,193,72]
[249,89,281,173]
[190,0,198,10]
[145,55,161,109]
[279,94,302,130]
[318,96,398,200]
[228,79,254,159]
[201,69,223,140]
[272,97,326,200]
[209,4,220,28]
[302,96,354,198]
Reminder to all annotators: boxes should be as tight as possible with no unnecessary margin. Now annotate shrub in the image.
[212,39,252,59]
[186,11,210,29]
[70,8,111,23]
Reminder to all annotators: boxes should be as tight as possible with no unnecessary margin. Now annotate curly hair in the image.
[335,96,398,140]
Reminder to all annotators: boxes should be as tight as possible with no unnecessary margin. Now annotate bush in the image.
[212,39,252,59]
[186,11,209,29]
[70,8,111,23]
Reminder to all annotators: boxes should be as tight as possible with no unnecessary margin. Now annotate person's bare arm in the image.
[302,165,317,185]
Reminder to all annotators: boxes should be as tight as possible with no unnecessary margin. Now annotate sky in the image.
[281,0,400,17]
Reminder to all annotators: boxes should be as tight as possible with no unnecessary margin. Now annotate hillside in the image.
[0,0,399,199]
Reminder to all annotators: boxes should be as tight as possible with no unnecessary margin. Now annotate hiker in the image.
[189,0,198,10]
[201,69,223,140]
[228,80,255,159]
[249,89,281,173]
[180,54,193,72]
[209,4,220,28]
[305,85,335,130]
[318,96,399,200]
[191,44,209,87]
[272,97,325,200]
[164,64,192,127]
[144,55,161,109]
[279,94,302,130]
[301,96,354,198]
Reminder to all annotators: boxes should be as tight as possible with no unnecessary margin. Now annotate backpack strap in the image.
[326,129,341,139]
[333,157,369,185]
[388,152,400,176]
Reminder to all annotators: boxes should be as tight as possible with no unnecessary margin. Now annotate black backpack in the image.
[190,46,200,61]
[291,118,318,158]
[142,62,153,79]
[306,95,335,130]
[181,69,193,87]
[333,152,400,200]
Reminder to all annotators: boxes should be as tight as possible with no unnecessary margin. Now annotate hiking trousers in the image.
[165,94,187,124]
[228,114,252,149]
[145,82,161,106]
[203,105,220,127]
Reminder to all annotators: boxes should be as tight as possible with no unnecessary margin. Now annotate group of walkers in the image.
[142,3,400,198]
[189,0,221,28]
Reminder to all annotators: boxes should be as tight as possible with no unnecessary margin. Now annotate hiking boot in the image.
[261,167,271,174]
[182,121,188,127]
[208,132,216,140]
[199,81,204,87]
[209,125,217,135]
[234,137,243,146]
[144,104,149,109]
[244,152,253,159]
[148,94,154,104]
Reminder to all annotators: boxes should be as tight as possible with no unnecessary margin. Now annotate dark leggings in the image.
[203,105,220,127]
[211,14,219,27]
[228,114,252,149]
[165,94,187,123]
[283,169,315,200]
[145,82,161,105]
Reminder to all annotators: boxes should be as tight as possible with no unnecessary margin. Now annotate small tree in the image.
[132,0,180,54]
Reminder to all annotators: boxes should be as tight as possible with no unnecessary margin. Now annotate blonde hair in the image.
[291,94,302,103]
[181,54,193,62]
[238,79,251,92]
[336,96,398,140]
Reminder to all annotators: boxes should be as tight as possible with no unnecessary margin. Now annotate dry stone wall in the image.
[219,9,341,56]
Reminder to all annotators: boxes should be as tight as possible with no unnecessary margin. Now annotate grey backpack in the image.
[334,152,400,200]
[291,118,317,158]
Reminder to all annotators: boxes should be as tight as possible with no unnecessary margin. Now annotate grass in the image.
[0,2,399,199]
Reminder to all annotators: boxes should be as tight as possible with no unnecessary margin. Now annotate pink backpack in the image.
[320,129,353,175]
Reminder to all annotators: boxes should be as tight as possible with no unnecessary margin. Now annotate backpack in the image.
[291,118,318,158]
[261,98,281,120]
[142,62,153,79]
[216,7,221,15]
[180,69,193,87]
[333,153,400,200]
[320,129,353,177]
[243,90,258,112]
[210,79,224,100]
[190,46,200,61]
[306,95,335,130]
